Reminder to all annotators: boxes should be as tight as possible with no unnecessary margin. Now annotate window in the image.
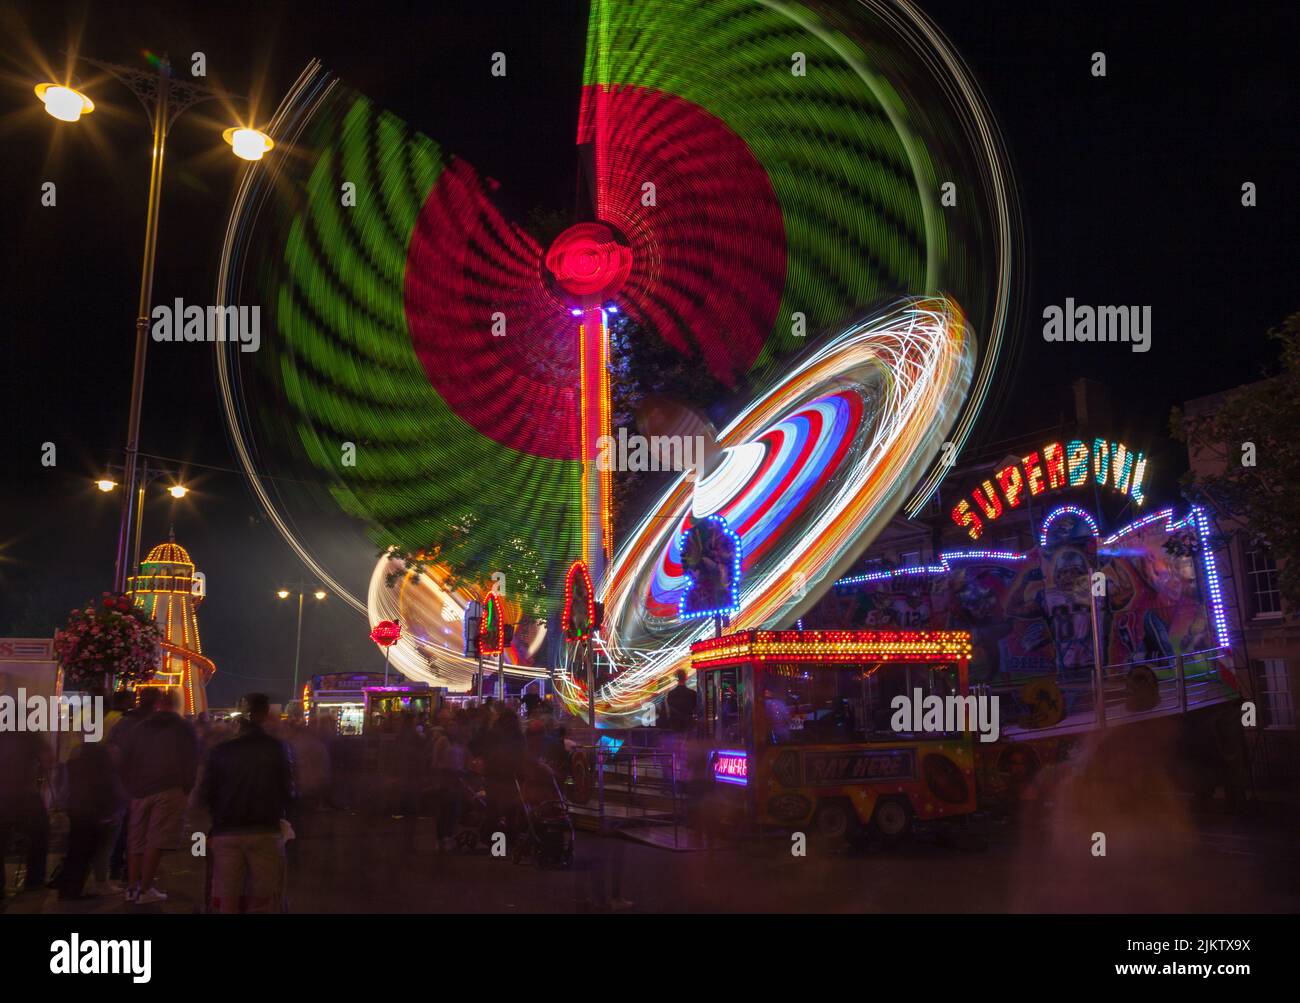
[700,666,753,747]
[900,549,922,568]
[1252,659,1294,729]
[761,662,961,744]
[1245,547,1282,617]
[998,535,1020,554]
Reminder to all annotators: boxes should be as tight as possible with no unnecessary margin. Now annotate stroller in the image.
[450,769,490,852]
[511,764,574,869]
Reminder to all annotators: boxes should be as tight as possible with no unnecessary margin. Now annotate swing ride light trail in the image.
[554,296,974,724]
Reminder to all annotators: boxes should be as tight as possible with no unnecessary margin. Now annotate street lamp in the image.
[277,585,326,705]
[97,461,191,582]
[35,54,275,595]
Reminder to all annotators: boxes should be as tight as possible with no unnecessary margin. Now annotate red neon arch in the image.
[478,592,505,655]
[563,560,597,642]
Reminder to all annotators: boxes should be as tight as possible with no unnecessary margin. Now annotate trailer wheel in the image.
[870,797,912,840]
[813,799,859,841]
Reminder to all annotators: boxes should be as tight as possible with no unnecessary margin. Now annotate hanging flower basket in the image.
[53,592,164,693]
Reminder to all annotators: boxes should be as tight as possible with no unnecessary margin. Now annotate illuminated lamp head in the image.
[544,222,633,301]
[35,83,94,122]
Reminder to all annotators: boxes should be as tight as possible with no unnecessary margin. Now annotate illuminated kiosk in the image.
[362,684,438,732]
[690,629,977,840]
[127,538,215,716]
[301,672,387,735]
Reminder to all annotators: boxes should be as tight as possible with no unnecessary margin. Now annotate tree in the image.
[607,312,731,540]
[1171,310,1300,611]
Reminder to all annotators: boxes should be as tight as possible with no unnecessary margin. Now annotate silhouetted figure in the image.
[482,708,525,838]
[120,689,198,904]
[0,729,52,898]
[201,693,295,913]
[58,741,120,900]
[667,670,697,733]
[107,687,160,883]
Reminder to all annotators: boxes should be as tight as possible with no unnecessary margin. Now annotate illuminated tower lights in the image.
[126,538,215,716]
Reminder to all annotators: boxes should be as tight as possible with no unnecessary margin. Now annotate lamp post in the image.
[35,55,273,594]
[278,585,327,706]
[94,460,189,582]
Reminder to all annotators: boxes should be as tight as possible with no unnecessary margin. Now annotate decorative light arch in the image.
[563,560,597,642]
[478,592,505,655]
[1038,504,1100,549]
[678,514,743,621]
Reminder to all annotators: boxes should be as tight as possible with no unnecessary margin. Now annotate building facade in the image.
[1183,388,1298,786]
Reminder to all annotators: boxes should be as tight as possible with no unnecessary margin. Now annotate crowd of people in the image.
[360,695,575,851]
[0,687,593,913]
[0,687,300,913]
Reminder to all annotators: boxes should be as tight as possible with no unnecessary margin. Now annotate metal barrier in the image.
[977,646,1238,739]
[566,743,682,846]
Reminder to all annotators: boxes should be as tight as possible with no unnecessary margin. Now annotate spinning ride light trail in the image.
[213,2,1019,695]
[555,297,974,724]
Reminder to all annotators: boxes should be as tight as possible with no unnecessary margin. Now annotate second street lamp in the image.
[278,585,326,710]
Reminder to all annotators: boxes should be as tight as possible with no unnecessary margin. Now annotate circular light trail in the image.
[555,296,973,724]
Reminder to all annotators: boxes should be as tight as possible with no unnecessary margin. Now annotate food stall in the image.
[301,673,387,735]
[690,629,977,839]
[363,683,439,732]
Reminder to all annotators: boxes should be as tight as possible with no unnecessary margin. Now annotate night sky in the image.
[1,0,1295,707]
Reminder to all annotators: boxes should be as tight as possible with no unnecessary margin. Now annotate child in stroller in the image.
[511,762,574,869]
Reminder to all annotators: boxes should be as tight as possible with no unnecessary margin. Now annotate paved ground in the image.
[5,798,1296,914]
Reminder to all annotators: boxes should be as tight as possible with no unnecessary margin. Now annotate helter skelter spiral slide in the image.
[215,0,1021,724]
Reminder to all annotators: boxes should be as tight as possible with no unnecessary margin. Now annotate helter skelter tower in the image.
[127,535,216,716]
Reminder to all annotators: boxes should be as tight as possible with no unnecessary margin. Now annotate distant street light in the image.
[167,484,189,499]
[95,478,117,493]
[35,53,275,595]
[277,585,326,705]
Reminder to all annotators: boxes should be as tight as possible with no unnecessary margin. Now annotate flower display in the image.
[53,592,163,692]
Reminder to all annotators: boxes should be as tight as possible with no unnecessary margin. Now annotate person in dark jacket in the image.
[480,708,525,839]
[666,670,698,733]
[121,689,199,904]
[57,741,121,900]
[105,687,158,883]
[200,693,295,913]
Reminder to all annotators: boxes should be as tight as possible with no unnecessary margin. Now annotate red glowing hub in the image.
[402,85,785,460]
[544,222,633,300]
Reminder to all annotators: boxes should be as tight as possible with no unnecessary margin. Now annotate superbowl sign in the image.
[951,437,1148,541]
[804,749,915,785]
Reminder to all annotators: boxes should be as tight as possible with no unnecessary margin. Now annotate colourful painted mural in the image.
[817,507,1221,690]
